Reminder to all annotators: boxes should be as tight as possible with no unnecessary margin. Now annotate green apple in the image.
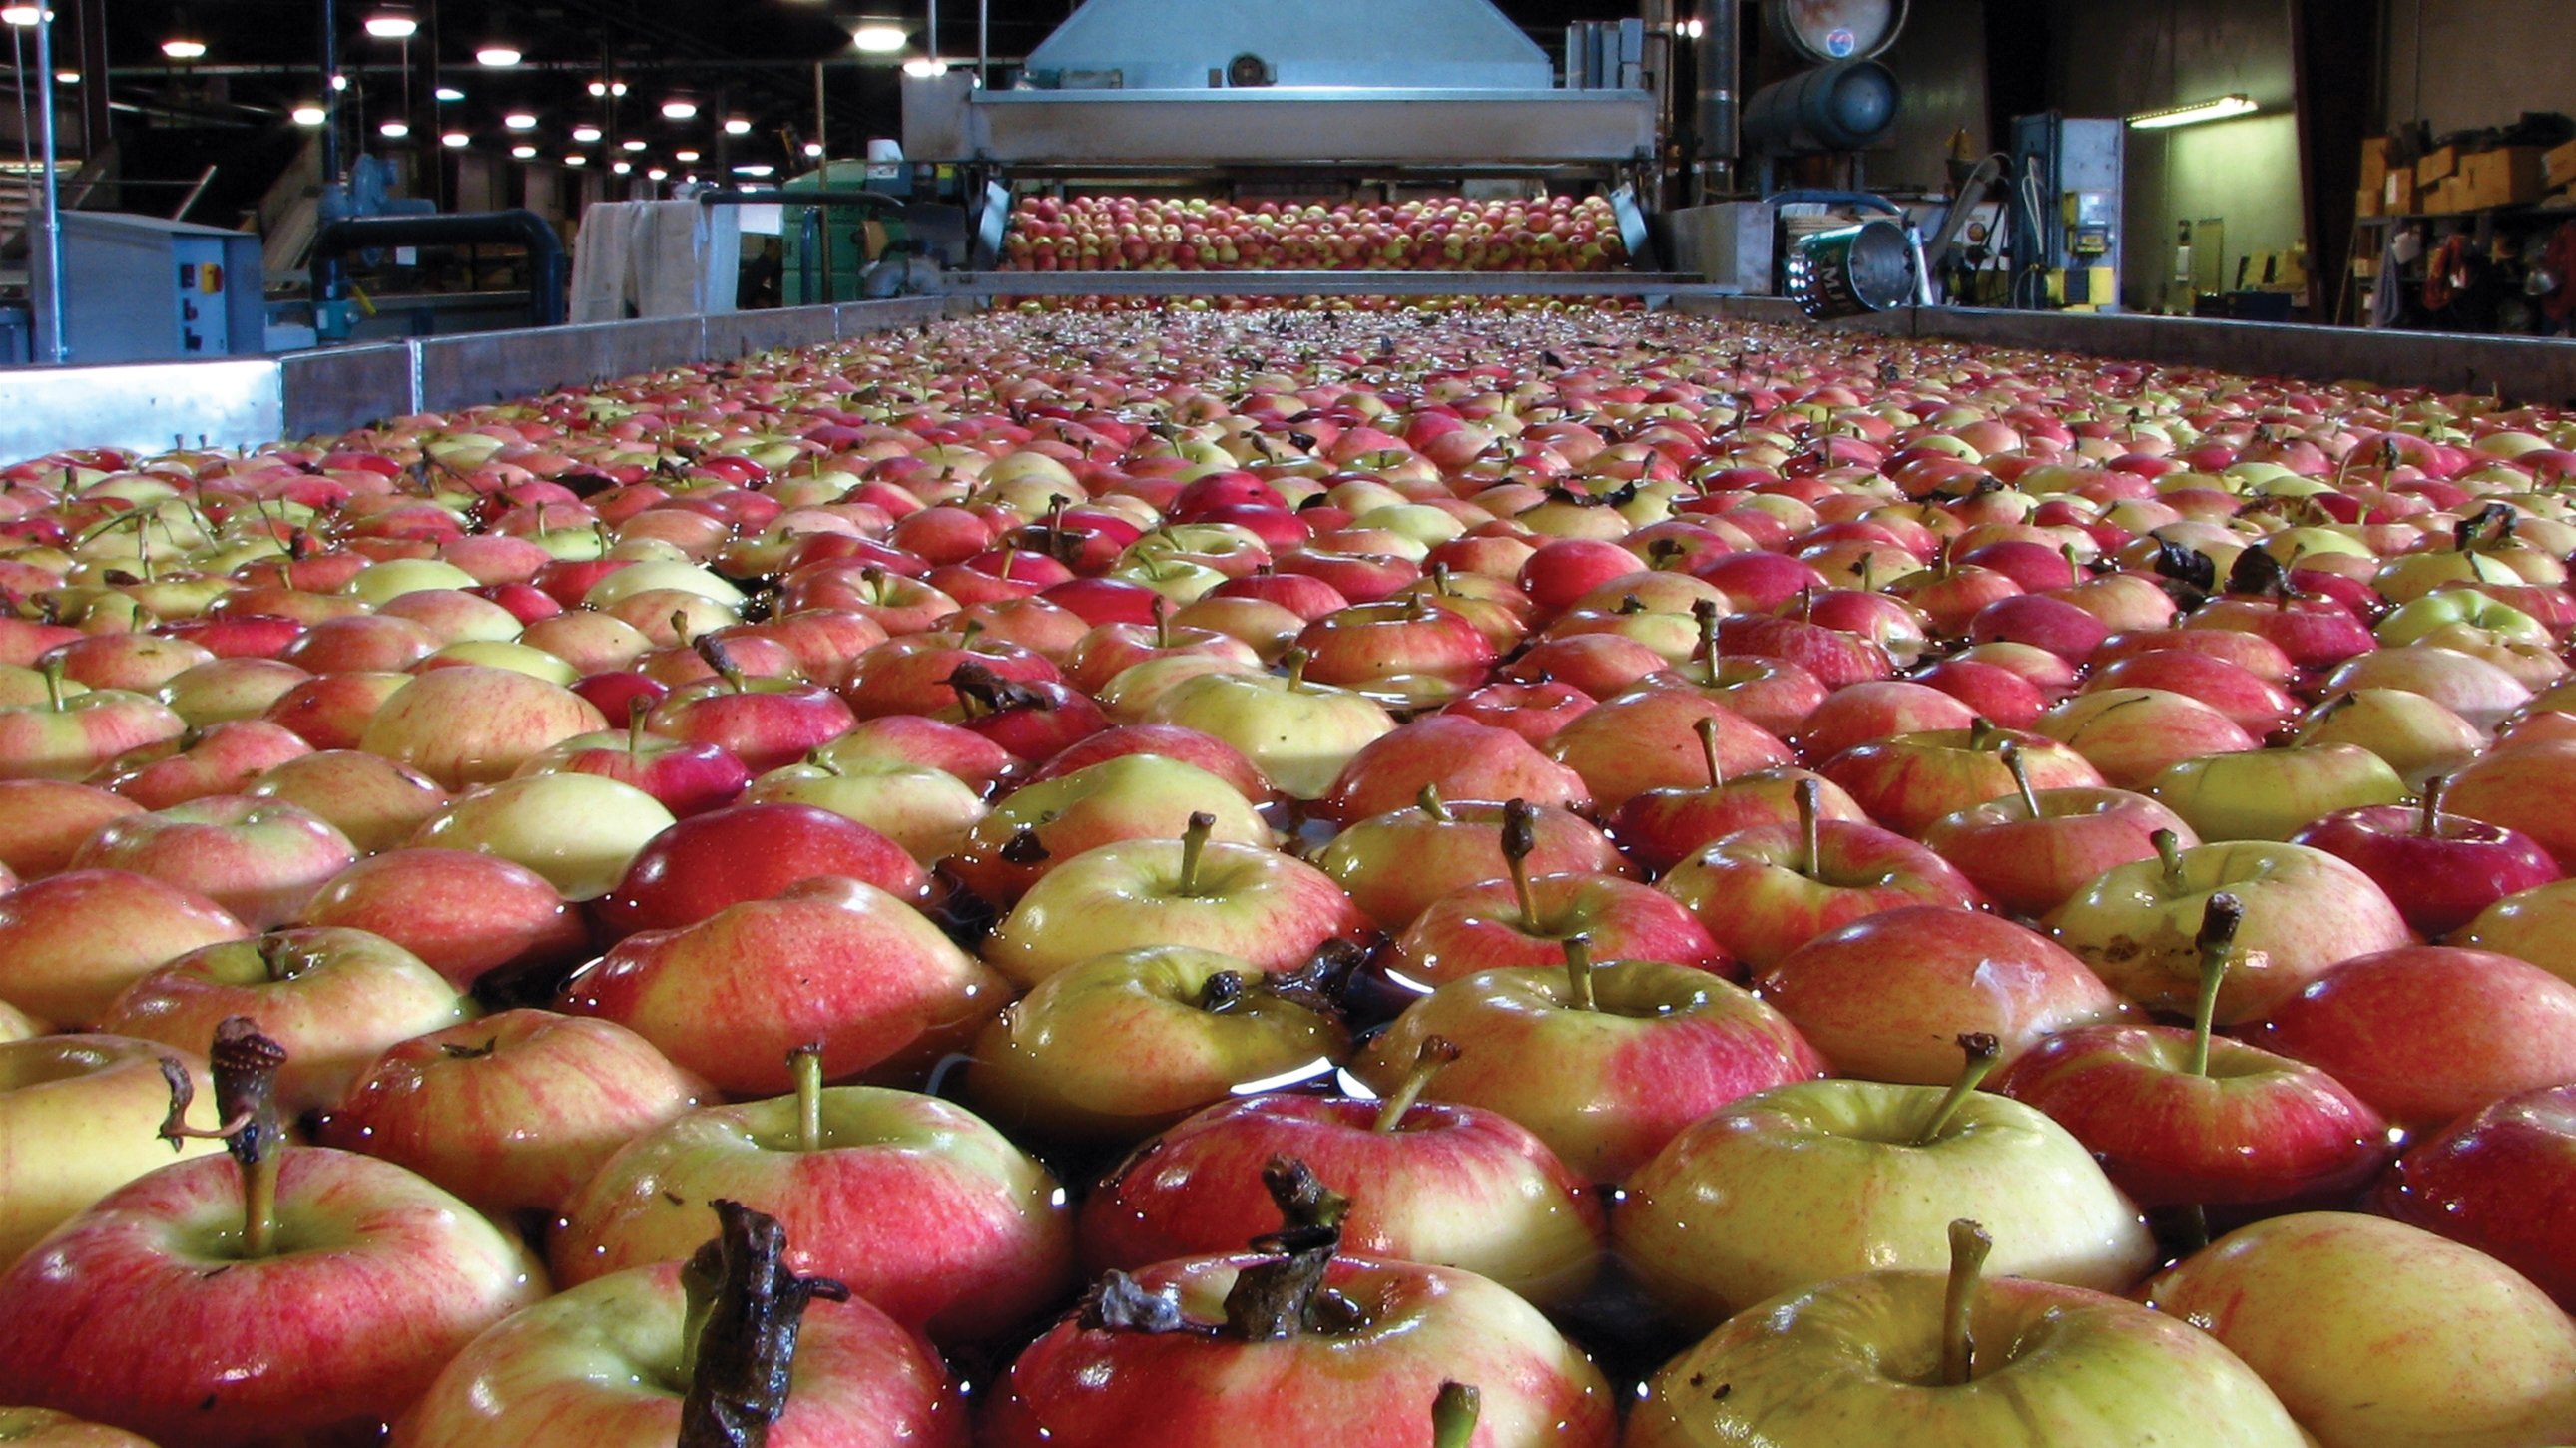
[0,1034,227,1265]
[411,773,677,899]
[1141,650,1395,799]
[2144,742,2406,841]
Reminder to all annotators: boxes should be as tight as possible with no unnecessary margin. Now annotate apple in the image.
[1626,1217,2308,1448]
[2441,738,2576,867]
[986,813,1368,988]
[1615,1034,2155,1331]
[1079,1039,1602,1307]
[0,869,250,1028]
[1660,780,1989,970]
[296,846,588,995]
[0,1409,159,1446]
[2291,774,2561,936]
[316,1009,707,1219]
[983,1160,1616,1447]
[511,697,750,818]
[1919,742,2203,917]
[2142,1211,2576,1448]
[71,794,357,931]
[97,926,473,1114]
[0,1034,226,1266]
[1755,905,2130,1084]
[564,874,1002,1095]
[1314,714,1590,824]
[410,772,677,899]
[1312,789,1628,932]
[1819,720,2107,836]
[0,663,186,783]
[595,800,927,939]
[357,665,610,791]
[101,719,312,810]
[552,1050,1072,1347]
[1357,936,1824,1183]
[394,1210,964,1448]
[965,943,1353,1146]
[0,1020,545,1448]
[2245,944,2576,1134]
[2375,1083,2576,1310]
[945,754,1272,907]
[0,780,142,879]
[2049,832,2412,1023]
[2034,687,2259,790]
[240,746,454,855]
[1545,689,1793,813]
[1141,649,1396,800]
[1996,892,2392,1209]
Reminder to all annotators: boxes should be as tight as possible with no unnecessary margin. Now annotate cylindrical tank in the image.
[1740,58,1900,155]
[1785,218,1916,319]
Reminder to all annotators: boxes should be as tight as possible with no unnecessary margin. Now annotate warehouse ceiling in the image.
[67,0,1612,171]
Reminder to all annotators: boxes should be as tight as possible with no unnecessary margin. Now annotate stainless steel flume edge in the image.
[942,271,1718,298]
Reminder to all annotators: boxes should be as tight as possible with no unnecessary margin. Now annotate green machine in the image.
[779,162,887,306]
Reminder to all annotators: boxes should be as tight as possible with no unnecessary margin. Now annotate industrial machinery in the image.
[31,213,266,365]
[2009,113,2125,312]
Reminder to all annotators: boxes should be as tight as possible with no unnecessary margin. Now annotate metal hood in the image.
[1019,0,1555,91]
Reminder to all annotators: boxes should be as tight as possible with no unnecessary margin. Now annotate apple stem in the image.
[1432,1383,1481,1448]
[2060,542,2084,580]
[628,694,652,758]
[1967,716,1998,752]
[1501,797,1545,932]
[1430,562,1455,597]
[677,1200,851,1448]
[1283,646,1309,692]
[2189,893,2243,1078]
[1940,1218,1993,1387]
[789,1042,824,1153]
[158,1017,288,1258]
[2001,740,2042,818]
[1152,595,1171,650]
[2419,773,2448,838]
[1372,1035,1461,1133]
[1696,715,1727,790]
[1417,782,1453,823]
[1563,932,1598,1012]
[669,610,694,649]
[1176,810,1216,896]
[1912,1033,2003,1147]
[1797,775,1822,881]
[696,635,747,694]
[2153,828,2187,895]
[39,656,64,713]
[1218,1156,1359,1341]
[1693,596,1721,674]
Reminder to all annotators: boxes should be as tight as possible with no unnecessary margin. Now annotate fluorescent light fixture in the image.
[1676,16,1705,39]
[509,144,536,159]
[660,98,698,120]
[161,36,207,59]
[611,160,632,175]
[851,22,905,52]
[54,69,76,83]
[621,138,647,153]
[901,56,946,77]
[434,85,464,101]
[647,167,668,180]
[291,103,327,126]
[723,117,752,136]
[503,111,537,130]
[572,124,602,143]
[675,148,700,162]
[441,130,469,148]
[362,11,418,39]
[2128,94,2258,130]
[1,6,41,26]
[378,119,410,138]
[563,154,586,166]
[475,44,521,67]
[587,80,607,97]
[733,163,774,177]
[610,80,628,97]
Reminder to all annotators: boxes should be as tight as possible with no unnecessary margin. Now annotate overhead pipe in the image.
[308,210,569,329]
[1692,0,1740,201]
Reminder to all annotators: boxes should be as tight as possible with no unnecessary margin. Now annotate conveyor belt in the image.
[943,270,1724,299]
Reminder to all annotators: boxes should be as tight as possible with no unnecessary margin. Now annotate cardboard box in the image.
[2361,137,2392,194]
[2423,177,2468,214]
[2417,144,2461,185]
[2548,138,2576,189]
[2384,170,2418,214]
[2458,147,2547,210]
[2356,186,2381,219]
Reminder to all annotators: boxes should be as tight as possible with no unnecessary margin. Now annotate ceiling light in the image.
[291,103,327,126]
[621,138,647,153]
[675,148,700,162]
[162,36,207,60]
[503,111,537,131]
[572,124,602,143]
[53,69,76,83]
[851,22,905,52]
[587,80,606,97]
[1677,17,1705,39]
[660,98,698,120]
[441,130,469,148]
[564,154,587,167]
[475,43,522,68]
[901,56,947,78]
[647,167,667,180]
[434,85,464,101]
[803,141,824,158]
[378,119,410,138]
[1,6,41,26]
[612,160,632,175]
[2128,94,2259,130]
[610,80,628,97]
[509,144,536,159]
[733,164,774,177]
[723,117,752,136]
[330,72,348,90]
[362,9,417,39]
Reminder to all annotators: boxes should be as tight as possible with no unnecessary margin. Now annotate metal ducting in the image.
[1694,0,1744,194]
